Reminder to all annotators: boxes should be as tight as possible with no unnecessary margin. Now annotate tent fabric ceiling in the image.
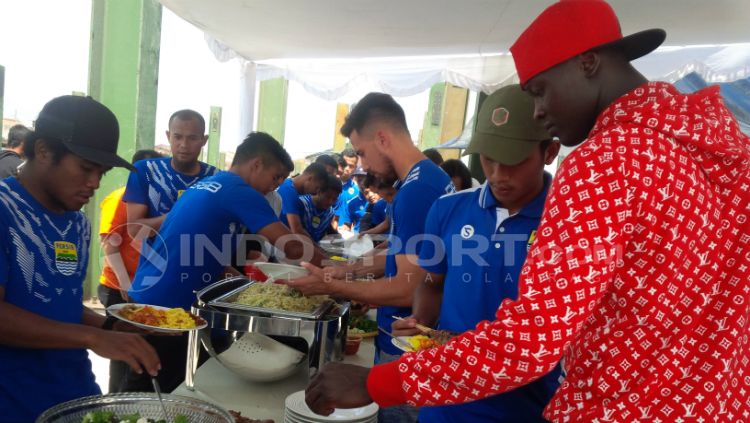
[160,0,750,101]
[161,0,750,61]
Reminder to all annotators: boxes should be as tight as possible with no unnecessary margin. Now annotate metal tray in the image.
[208,280,334,320]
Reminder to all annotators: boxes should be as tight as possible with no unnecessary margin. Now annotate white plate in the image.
[254,262,310,280]
[107,303,207,333]
[391,336,416,353]
[285,390,378,421]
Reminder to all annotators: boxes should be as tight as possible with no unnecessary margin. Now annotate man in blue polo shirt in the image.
[393,85,562,422]
[338,166,369,233]
[123,109,217,240]
[0,96,159,422]
[332,148,359,230]
[277,162,328,236]
[286,92,454,364]
[126,132,328,393]
[300,174,342,243]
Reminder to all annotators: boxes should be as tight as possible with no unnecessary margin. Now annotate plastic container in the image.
[345,335,362,355]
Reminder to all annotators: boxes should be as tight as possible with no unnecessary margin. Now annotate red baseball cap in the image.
[511,0,666,86]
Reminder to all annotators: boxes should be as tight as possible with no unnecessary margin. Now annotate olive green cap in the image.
[464,84,551,166]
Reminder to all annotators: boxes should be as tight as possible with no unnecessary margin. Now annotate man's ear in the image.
[578,51,602,80]
[165,130,171,142]
[201,135,209,147]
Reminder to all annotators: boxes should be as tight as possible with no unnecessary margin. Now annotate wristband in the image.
[101,315,118,330]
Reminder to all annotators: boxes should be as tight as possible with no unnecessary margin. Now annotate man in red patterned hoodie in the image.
[303,1,750,421]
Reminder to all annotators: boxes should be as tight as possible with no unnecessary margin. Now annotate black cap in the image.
[33,95,134,171]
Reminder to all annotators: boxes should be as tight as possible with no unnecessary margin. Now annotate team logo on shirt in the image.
[54,241,78,276]
[460,225,475,239]
[177,189,185,198]
[312,216,321,228]
[348,187,355,195]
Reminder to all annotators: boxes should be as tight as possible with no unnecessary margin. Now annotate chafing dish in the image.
[186,276,349,388]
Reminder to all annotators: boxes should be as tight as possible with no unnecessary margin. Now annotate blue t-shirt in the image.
[417,174,560,423]
[277,178,303,227]
[299,195,336,242]
[370,199,387,228]
[341,193,368,232]
[376,160,454,358]
[0,178,99,422]
[129,171,279,309]
[122,157,218,217]
[334,179,359,219]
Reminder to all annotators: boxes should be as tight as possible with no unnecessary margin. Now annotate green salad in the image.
[81,411,188,423]
[348,316,378,334]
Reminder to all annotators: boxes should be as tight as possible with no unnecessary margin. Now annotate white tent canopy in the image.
[159,0,750,135]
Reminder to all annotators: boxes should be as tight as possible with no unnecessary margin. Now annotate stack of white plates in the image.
[284,390,378,423]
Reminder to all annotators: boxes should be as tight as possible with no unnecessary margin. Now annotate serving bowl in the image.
[36,392,233,423]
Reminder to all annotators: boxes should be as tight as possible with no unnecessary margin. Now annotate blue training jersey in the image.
[122,157,217,217]
[300,195,336,242]
[129,171,280,309]
[375,160,454,358]
[0,178,100,422]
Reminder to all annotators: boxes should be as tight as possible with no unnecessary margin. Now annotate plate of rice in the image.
[107,304,207,333]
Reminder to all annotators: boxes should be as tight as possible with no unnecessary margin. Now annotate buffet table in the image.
[172,338,375,421]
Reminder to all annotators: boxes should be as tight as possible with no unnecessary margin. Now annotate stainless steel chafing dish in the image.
[185,276,350,389]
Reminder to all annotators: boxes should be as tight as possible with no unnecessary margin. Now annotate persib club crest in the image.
[54,241,78,276]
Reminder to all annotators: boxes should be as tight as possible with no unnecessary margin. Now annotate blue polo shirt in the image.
[129,171,279,309]
[0,178,100,422]
[335,179,359,219]
[300,195,336,242]
[341,193,368,232]
[277,178,303,227]
[417,173,560,423]
[376,159,454,358]
[123,157,217,217]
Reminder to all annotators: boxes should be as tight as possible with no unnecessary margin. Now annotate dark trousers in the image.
[97,284,129,394]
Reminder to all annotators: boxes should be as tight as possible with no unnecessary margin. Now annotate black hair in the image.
[441,159,473,190]
[332,153,345,168]
[341,148,357,159]
[314,154,338,170]
[320,174,343,194]
[168,109,206,134]
[340,93,409,137]
[23,136,70,164]
[7,124,32,149]
[422,148,444,165]
[303,162,330,182]
[132,149,162,164]
[232,131,294,172]
[363,173,377,189]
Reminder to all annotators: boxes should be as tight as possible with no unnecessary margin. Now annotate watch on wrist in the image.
[101,315,118,330]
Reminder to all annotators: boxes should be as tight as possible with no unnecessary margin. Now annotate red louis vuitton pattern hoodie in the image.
[367,82,750,422]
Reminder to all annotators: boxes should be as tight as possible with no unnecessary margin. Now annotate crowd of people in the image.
[1,0,749,422]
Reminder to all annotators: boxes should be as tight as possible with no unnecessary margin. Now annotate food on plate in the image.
[228,409,274,423]
[348,315,378,336]
[233,282,328,313]
[407,330,456,351]
[117,305,201,329]
[80,411,188,423]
